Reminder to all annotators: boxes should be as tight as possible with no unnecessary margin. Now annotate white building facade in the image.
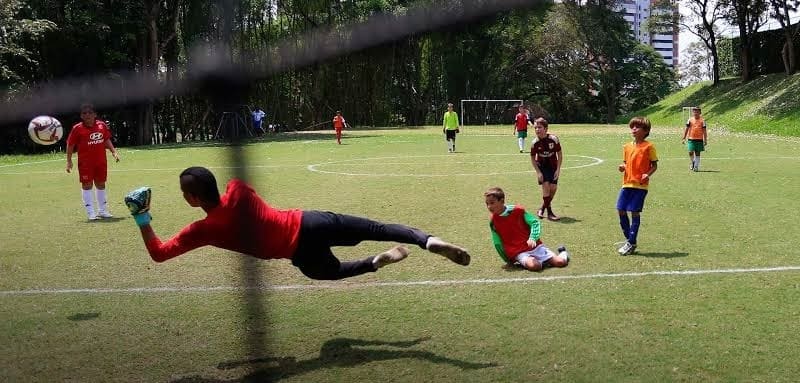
[618,0,679,68]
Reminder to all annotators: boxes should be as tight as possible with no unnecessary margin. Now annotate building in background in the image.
[619,0,679,68]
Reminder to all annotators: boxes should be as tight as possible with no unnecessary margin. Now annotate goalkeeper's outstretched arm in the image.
[126,186,199,263]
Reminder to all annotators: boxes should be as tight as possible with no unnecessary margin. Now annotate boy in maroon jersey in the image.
[125,167,470,280]
[65,103,120,221]
[484,187,569,271]
[530,117,562,221]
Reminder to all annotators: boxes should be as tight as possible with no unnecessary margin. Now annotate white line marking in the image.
[2,265,799,296]
[0,158,64,168]
[307,154,603,177]
[0,164,307,175]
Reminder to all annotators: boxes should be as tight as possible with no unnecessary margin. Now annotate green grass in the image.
[2,126,800,382]
[625,72,800,136]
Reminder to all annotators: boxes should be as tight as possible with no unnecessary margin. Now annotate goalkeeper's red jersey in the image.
[145,179,303,262]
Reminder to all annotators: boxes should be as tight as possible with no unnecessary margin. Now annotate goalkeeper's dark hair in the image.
[180,166,221,204]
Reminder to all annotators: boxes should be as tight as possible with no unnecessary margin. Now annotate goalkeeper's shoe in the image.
[373,246,410,269]
[426,237,470,266]
[125,187,152,215]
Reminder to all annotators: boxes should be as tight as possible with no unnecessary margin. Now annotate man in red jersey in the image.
[332,111,349,145]
[66,103,120,220]
[513,105,531,153]
[125,167,471,280]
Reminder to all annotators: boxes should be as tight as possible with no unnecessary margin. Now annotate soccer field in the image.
[2,125,800,382]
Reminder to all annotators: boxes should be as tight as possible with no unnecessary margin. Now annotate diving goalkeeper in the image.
[125,167,470,280]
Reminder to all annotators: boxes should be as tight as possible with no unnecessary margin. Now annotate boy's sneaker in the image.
[426,237,470,266]
[97,211,113,219]
[373,246,410,269]
[536,209,545,219]
[617,242,636,256]
[87,214,99,221]
[557,245,569,262]
[547,211,561,221]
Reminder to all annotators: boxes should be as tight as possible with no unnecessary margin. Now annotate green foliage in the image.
[1,0,679,153]
[621,44,678,112]
[0,0,56,86]
[624,72,800,136]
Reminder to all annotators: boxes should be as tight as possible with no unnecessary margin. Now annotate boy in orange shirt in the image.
[616,117,658,256]
[682,107,707,171]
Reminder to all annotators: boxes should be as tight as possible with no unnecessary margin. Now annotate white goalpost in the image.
[459,99,524,134]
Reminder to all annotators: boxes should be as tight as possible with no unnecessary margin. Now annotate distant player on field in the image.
[442,103,460,153]
[65,103,120,221]
[484,187,569,271]
[616,117,658,256]
[333,110,349,145]
[124,167,471,280]
[251,107,266,136]
[682,107,707,171]
[513,105,531,153]
[530,117,563,221]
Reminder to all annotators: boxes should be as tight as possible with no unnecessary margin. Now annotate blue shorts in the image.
[616,188,648,212]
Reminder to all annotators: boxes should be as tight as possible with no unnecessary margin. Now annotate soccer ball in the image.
[28,115,63,145]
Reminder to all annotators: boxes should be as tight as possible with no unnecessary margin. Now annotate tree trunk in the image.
[739,37,752,82]
[709,38,720,85]
[783,29,796,74]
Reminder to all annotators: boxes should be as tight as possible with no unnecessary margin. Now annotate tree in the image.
[769,0,800,74]
[678,40,714,85]
[0,0,55,90]
[620,44,677,112]
[679,0,726,85]
[723,0,768,82]
[562,0,638,123]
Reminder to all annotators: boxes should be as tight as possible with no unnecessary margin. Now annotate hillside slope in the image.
[628,72,800,136]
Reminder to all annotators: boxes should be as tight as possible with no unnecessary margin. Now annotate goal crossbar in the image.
[460,99,523,126]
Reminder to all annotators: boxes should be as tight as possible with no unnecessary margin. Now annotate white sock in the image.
[518,138,524,150]
[82,189,95,216]
[695,157,701,169]
[96,189,107,213]
[448,140,453,151]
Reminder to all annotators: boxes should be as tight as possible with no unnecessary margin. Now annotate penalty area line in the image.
[2,265,800,296]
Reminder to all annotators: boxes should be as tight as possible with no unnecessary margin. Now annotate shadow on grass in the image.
[635,251,689,258]
[550,216,581,224]
[695,169,721,173]
[171,337,497,383]
[67,312,101,321]
[87,217,127,223]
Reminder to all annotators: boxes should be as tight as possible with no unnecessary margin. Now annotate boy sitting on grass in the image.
[484,187,569,271]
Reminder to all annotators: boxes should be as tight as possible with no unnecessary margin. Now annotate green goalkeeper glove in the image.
[125,187,152,227]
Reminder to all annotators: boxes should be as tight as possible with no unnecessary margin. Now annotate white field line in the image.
[0,164,308,175]
[2,265,799,296]
[3,155,799,176]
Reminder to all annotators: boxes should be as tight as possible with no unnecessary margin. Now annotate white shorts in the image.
[515,245,555,265]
